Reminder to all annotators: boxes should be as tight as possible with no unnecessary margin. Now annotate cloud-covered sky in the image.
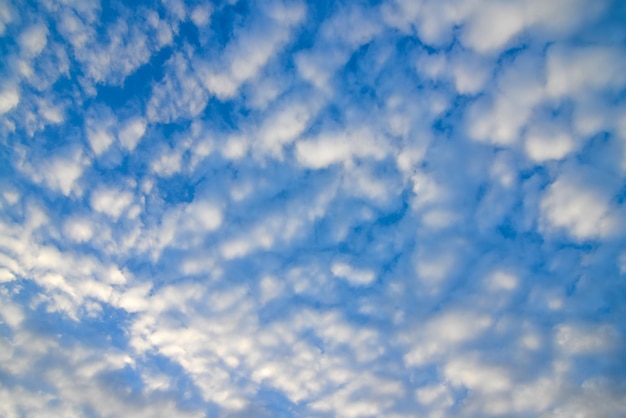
[1,0,626,416]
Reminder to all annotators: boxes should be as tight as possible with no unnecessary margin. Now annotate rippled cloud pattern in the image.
[1,0,626,417]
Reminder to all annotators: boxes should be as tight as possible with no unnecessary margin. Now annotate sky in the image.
[1,0,626,417]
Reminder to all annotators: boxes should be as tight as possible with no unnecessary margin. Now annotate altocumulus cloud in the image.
[1,0,626,417]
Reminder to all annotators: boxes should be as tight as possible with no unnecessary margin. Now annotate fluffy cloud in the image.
[540,168,619,240]
[331,261,376,286]
[0,85,19,114]
[118,117,148,152]
[546,44,626,98]
[196,1,306,99]
[18,24,48,57]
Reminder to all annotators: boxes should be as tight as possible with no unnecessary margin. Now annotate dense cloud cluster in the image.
[1,0,626,417]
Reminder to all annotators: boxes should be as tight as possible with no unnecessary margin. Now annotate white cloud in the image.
[295,135,353,168]
[162,0,186,21]
[404,310,493,366]
[0,300,24,328]
[187,126,214,170]
[416,51,448,80]
[444,355,512,394]
[90,187,134,220]
[138,197,223,261]
[55,5,173,86]
[151,144,185,177]
[0,267,15,283]
[38,98,64,124]
[0,203,134,320]
[331,262,376,286]
[222,135,248,160]
[295,128,387,169]
[525,121,576,162]
[0,326,200,417]
[426,311,492,344]
[550,377,626,418]
[259,276,284,304]
[127,282,257,408]
[118,117,147,151]
[461,1,527,53]
[147,52,209,123]
[256,99,318,158]
[381,0,465,46]
[218,183,336,261]
[0,85,19,114]
[295,4,383,93]
[31,149,89,197]
[410,171,447,208]
[190,4,212,27]
[462,0,603,53]
[414,240,464,291]
[466,50,544,145]
[85,107,117,156]
[321,4,382,48]
[64,217,94,243]
[555,323,618,354]
[309,374,403,417]
[198,2,306,99]
[18,24,48,57]
[449,50,493,94]
[183,198,223,232]
[0,0,16,36]
[219,215,292,260]
[341,163,399,203]
[540,171,617,240]
[416,383,453,407]
[384,0,606,54]
[295,46,348,92]
[547,44,626,97]
[485,271,519,292]
[422,208,459,229]
[115,283,152,313]
[243,75,286,110]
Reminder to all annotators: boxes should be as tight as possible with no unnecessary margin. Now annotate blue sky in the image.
[1,0,626,416]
